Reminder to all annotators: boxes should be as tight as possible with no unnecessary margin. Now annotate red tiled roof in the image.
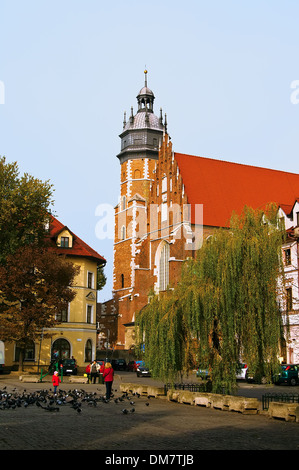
[174,153,299,227]
[47,215,106,264]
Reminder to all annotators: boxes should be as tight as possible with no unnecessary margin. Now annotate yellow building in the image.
[3,215,106,375]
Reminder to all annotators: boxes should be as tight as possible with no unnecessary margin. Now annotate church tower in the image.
[113,71,166,348]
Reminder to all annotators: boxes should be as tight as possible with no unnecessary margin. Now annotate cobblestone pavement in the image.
[0,373,299,454]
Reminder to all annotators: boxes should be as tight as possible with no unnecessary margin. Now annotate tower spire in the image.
[144,68,148,87]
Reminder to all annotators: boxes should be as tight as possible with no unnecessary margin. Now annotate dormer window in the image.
[61,237,69,248]
[57,229,73,248]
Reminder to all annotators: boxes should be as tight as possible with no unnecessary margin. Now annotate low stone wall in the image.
[19,375,40,383]
[68,376,89,384]
[167,389,261,414]
[120,383,165,398]
[268,402,299,423]
[120,383,260,414]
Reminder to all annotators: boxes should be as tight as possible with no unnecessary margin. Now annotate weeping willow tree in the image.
[136,204,287,393]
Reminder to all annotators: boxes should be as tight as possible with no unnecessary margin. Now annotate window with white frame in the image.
[162,176,167,193]
[284,248,291,266]
[159,243,170,291]
[161,203,168,222]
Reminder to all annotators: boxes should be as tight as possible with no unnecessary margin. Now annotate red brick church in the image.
[98,72,299,356]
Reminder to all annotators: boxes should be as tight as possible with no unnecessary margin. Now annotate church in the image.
[98,71,299,364]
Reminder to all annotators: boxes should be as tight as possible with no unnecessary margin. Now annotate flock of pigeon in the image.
[0,385,151,414]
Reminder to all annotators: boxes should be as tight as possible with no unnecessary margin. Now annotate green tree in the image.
[0,156,54,263]
[0,245,80,371]
[97,265,107,291]
[136,204,287,393]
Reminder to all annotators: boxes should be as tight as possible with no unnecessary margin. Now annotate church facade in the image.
[98,72,299,364]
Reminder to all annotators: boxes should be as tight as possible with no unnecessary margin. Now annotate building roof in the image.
[123,111,163,131]
[174,152,299,227]
[48,215,106,264]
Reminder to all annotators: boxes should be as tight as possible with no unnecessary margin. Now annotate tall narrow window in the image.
[85,339,92,362]
[88,272,94,289]
[159,243,170,291]
[121,274,125,288]
[162,176,167,193]
[284,249,291,266]
[121,225,126,240]
[286,287,293,311]
[87,305,93,323]
[122,196,126,211]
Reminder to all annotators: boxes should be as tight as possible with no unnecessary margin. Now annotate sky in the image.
[0,0,298,301]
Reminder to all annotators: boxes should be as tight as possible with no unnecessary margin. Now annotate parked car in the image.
[60,358,78,376]
[111,359,127,371]
[236,363,248,380]
[196,368,210,379]
[136,364,151,377]
[273,364,299,386]
[127,360,143,372]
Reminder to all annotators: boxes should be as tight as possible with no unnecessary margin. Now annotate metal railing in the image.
[164,383,210,394]
[262,393,299,410]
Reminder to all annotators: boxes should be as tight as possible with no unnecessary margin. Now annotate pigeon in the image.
[45,405,59,412]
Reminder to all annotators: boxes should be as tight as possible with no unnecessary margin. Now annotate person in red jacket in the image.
[52,370,61,394]
[86,363,92,383]
[103,362,114,399]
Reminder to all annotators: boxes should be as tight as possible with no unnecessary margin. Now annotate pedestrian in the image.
[90,360,98,384]
[86,362,91,383]
[103,362,114,399]
[52,370,61,394]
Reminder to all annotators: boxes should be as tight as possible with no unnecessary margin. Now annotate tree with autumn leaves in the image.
[0,157,79,370]
[136,204,288,393]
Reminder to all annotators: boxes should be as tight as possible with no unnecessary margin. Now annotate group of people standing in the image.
[51,360,114,400]
[86,360,114,399]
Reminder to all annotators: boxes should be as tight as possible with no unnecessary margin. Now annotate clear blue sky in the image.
[0,1,298,301]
